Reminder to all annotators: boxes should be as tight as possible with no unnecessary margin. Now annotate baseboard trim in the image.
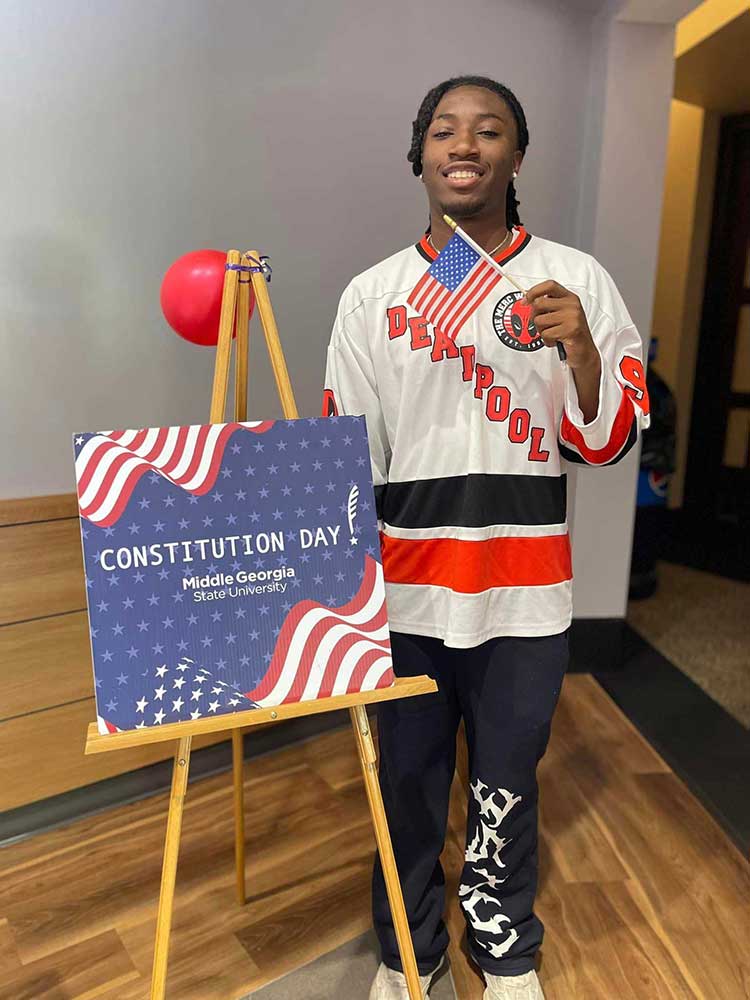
[0,710,349,846]
[569,617,624,673]
[0,492,78,527]
[595,624,750,854]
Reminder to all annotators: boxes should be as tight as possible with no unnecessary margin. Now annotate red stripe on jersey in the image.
[380,533,572,592]
[560,386,635,465]
[322,388,339,417]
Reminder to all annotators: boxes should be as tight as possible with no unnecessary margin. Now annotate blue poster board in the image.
[73,416,394,734]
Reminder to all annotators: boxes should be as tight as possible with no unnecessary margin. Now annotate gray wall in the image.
[1,0,598,498]
[568,12,681,618]
[1,0,684,620]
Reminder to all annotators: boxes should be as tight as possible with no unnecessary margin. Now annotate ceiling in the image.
[617,0,700,24]
[674,9,750,113]
[560,0,701,21]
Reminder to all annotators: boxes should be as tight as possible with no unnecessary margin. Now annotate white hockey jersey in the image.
[323,227,650,647]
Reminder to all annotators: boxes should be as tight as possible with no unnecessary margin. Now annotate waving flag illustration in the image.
[246,556,392,705]
[96,557,392,733]
[76,421,273,526]
[98,659,258,734]
[407,230,503,340]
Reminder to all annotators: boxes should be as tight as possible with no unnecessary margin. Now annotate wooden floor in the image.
[0,674,748,1000]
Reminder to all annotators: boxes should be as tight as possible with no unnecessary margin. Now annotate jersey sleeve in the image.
[558,262,651,467]
[322,299,391,523]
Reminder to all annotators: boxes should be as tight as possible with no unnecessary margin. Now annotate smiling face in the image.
[420,85,523,225]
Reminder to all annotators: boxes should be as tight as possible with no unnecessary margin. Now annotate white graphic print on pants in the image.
[459,779,522,958]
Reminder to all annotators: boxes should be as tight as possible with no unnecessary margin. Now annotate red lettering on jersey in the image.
[620,356,650,416]
[386,306,408,340]
[474,363,494,400]
[431,326,460,363]
[508,408,530,443]
[460,345,475,381]
[386,305,554,465]
[528,426,550,463]
[408,316,431,351]
[321,388,338,418]
[486,385,511,422]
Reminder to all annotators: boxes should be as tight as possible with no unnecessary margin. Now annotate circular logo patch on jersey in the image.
[492,291,545,352]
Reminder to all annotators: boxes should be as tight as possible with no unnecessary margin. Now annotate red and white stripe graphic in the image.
[560,387,635,465]
[76,421,274,527]
[245,556,394,706]
[97,715,120,734]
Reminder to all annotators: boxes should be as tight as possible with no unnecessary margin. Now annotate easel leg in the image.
[232,729,246,904]
[234,258,251,423]
[231,259,250,908]
[350,706,422,1000]
[248,250,299,419]
[151,736,192,1000]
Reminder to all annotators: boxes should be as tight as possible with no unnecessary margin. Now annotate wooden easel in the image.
[84,249,436,1000]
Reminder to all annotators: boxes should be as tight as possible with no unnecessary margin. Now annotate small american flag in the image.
[407,230,504,340]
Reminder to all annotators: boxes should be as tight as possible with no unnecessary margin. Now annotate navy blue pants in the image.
[373,629,568,977]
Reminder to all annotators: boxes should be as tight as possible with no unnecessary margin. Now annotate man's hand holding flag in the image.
[407,216,567,361]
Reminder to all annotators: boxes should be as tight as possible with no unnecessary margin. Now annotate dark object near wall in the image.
[630,363,676,600]
[568,618,624,672]
[681,113,750,579]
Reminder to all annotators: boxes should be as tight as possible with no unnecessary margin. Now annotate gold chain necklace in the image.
[428,228,513,256]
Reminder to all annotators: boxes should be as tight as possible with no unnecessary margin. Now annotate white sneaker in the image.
[483,969,545,999]
[368,955,445,999]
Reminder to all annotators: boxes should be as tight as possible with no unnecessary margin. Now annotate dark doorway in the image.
[679,113,750,581]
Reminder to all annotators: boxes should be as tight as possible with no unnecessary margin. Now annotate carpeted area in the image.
[241,930,458,999]
[628,560,750,728]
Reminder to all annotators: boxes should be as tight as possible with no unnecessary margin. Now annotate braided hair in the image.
[407,75,529,228]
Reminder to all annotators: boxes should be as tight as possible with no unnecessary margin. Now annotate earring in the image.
[512,171,518,179]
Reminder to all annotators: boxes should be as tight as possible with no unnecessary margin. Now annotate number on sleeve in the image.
[619,356,650,416]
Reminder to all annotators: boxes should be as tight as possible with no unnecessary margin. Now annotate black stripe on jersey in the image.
[558,418,639,467]
[374,484,386,521]
[413,230,532,265]
[380,473,567,528]
[500,228,531,264]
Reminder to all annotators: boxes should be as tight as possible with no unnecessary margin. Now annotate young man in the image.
[323,76,649,1000]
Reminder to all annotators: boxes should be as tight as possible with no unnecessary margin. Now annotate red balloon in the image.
[160,249,255,346]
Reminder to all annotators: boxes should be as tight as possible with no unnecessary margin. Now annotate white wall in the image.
[1,0,597,498]
[569,15,681,618]
[0,0,688,621]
